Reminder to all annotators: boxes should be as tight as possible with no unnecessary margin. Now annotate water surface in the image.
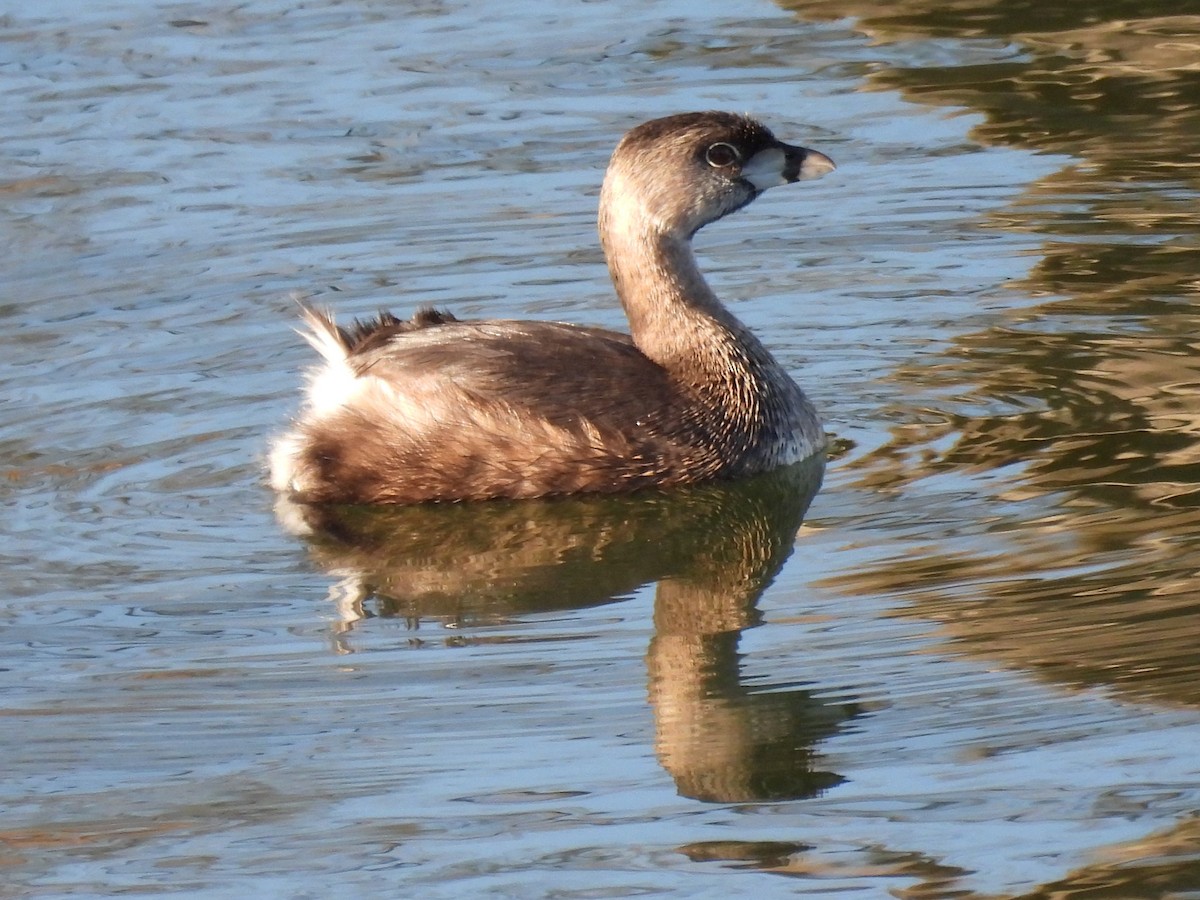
[4,0,1200,896]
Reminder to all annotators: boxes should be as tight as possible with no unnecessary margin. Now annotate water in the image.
[4,0,1200,896]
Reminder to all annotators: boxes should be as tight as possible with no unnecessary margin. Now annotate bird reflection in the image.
[278,456,858,802]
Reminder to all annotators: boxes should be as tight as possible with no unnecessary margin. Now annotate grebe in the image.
[270,112,835,503]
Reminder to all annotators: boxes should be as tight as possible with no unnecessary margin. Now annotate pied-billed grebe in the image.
[270,111,836,504]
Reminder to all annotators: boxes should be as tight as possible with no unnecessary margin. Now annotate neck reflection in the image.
[280,456,858,802]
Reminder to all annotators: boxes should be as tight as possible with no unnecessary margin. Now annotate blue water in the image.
[5,0,1200,896]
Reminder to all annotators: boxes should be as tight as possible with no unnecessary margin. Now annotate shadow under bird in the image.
[270,111,836,504]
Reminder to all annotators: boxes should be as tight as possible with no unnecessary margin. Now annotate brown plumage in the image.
[269,112,836,504]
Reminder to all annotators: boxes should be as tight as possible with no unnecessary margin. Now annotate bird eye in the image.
[704,142,740,168]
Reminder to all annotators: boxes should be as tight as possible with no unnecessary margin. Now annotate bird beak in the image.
[785,144,836,182]
[787,146,835,183]
[741,143,836,190]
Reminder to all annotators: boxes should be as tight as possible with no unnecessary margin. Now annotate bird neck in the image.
[599,186,756,373]
[612,236,733,341]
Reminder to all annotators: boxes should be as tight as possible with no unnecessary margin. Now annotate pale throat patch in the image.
[740,148,788,190]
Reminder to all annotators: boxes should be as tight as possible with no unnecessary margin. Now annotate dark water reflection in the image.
[784,0,1200,707]
[287,459,857,803]
[779,2,1200,892]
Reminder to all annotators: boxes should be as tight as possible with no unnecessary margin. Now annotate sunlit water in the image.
[4,0,1200,896]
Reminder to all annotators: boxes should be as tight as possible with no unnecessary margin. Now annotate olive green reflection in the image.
[281,457,856,802]
[781,0,1200,708]
[786,0,1200,174]
[1017,815,1200,899]
[831,318,1200,708]
[786,0,1200,300]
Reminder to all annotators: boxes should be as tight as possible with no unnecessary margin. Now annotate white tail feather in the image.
[297,306,349,364]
